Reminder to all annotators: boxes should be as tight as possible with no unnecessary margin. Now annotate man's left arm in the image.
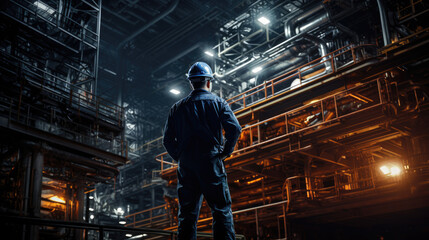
[163,107,179,161]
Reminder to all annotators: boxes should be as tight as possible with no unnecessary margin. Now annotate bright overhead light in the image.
[249,78,256,83]
[204,51,214,57]
[33,1,55,14]
[126,234,133,237]
[89,196,94,199]
[258,16,270,25]
[49,196,65,204]
[90,215,94,219]
[170,89,180,95]
[380,166,390,175]
[119,220,127,225]
[380,163,402,176]
[252,66,263,73]
[130,234,147,239]
[116,207,125,215]
[89,208,94,211]
[390,166,401,176]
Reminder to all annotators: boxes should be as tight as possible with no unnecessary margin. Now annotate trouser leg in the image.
[177,170,203,240]
[202,160,235,240]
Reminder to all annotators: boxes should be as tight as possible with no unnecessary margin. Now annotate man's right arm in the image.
[163,107,179,161]
[220,100,242,159]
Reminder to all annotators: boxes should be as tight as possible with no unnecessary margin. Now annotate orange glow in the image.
[246,177,264,185]
[49,196,66,204]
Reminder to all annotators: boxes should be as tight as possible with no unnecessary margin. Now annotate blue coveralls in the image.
[163,89,242,240]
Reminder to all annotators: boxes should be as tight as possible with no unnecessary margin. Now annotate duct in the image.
[285,3,326,39]
[226,44,310,83]
[296,12,330,35]
[303,34,332,72]
[376,0,391,46]
[117,0,179,49]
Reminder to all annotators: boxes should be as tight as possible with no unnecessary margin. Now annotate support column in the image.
[30,150,43,217]
[29,150,43,240]
[151,188,155,208]
[75,184,85,240]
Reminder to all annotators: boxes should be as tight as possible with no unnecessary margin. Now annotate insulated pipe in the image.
[376,0,391,46]
[117,0,179,49]
[219,44,308,80]
[303,34,332,72]
[285,4,326,39]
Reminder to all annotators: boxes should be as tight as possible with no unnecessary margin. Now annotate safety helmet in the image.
[187,62,214,82]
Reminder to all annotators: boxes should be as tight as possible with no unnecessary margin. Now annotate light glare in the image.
[89,196,94,199]
[33,1,55,14]
[258,16,270,25]
[126,234,133,237]
[390,166,401,176]
[119,220,127,225]
[380,166,390,175]
[204,51,214,57]
[252,66,263,73]
[49,196,65,204]
[90,215,94,219]
[170,89,180,95]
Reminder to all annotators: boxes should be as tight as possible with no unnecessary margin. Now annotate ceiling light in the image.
[126,234,133,237]
[390,166,401,176]
[33,1,55,14]
[130,234,147,239]
[252,66,263,73]
[90,215,94,219]
[89,208,94,211]
[249,78,256,83]
[380,166,390,175]
[258,16,270,25]
[89,196,94,200]
[170,89,180,95]
[119,220,127,225]
[116,207,125,215]
[380,163,402,176]
[204,51,214,57]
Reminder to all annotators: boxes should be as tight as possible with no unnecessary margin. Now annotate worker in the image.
[163,62,242,240]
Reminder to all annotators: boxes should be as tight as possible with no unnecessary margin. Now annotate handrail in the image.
[0,50,124,127]
[226,44,376,112]
[0,214,248,239]
[2,95,127,158]
[156,78,386,171]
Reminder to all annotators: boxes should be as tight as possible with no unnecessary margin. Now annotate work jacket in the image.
[163,89,241,163]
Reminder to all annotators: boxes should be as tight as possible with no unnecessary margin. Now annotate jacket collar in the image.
[191,89,210,95]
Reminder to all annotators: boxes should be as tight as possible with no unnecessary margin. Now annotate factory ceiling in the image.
[97,0,312,135]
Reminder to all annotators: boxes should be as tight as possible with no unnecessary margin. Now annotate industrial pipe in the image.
[284,3,329,39]
[376,0,391,46]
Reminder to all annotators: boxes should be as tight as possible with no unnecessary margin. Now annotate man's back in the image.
[163,89,241,163]
[163,62,240,240]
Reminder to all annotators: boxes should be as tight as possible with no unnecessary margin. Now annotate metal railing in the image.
[283,162,412,211]
[397,0,426,21]
[3,0,100,51]
[1,95,127,158]
[226,44,377,112]
[0,214,244,240]
[125,204,172,229]
[0,50,124,128]
[156,78,387,172]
